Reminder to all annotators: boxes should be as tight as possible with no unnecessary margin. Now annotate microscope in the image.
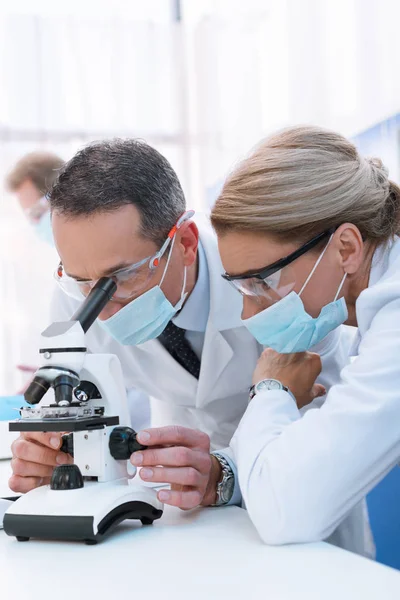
[3,278,163,544]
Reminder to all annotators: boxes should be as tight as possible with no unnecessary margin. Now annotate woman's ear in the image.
[178,221,199,267]
[335,223,364,275]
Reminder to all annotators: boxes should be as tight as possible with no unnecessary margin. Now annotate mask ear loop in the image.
[159,210,193,290]
[176,266,188,308]
[160,234,177,287]
[149,210,195,270]
[159,235,188,304]
[299,234,334,297]
[334,272,347,301]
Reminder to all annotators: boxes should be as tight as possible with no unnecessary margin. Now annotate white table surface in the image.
[0,460,400,600]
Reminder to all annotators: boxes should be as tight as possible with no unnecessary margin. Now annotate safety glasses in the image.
[55,210,195,302]
[222,228,335,302]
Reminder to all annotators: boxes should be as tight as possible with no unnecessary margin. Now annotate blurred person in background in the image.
[4,152,64,386]
[5,151,64,245]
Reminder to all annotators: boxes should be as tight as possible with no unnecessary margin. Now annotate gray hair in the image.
[211,126,400,244]
[50,139,186,246]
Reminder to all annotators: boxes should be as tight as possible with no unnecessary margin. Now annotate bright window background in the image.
[0,0,399,392]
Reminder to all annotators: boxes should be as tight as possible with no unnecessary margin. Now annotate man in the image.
[5,148,150,428]
[9,139,350,510]
[5,151,65,245]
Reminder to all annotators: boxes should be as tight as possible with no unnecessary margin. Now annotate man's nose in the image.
[98,301,124,321]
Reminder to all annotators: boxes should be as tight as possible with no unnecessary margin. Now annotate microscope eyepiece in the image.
[71,277,117,333]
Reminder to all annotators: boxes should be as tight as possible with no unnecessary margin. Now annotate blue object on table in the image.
[367,467,400,571]
[0,396,28,421]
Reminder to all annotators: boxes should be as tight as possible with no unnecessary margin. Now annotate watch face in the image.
[257,379,282,392]
[221,475,235,504]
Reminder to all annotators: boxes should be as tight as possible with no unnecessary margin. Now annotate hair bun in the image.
[366,156,389,178]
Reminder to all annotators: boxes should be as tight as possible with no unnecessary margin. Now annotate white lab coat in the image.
[50,215,263,449]
[50,214,364,549]
[231,237,400,557]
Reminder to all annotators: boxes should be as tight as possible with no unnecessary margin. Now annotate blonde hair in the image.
[211,126,400,244]
[6,151,64,196]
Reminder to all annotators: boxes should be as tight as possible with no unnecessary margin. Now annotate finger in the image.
[16,365,37,373]
[157,488,203,510]
[8,475,51,494]
[12,438,70,467]
[311,384,326,399]
[11,458,55,479]
[137,426,210,450]
[131,446,211,474]
[139,466,205,487]
[23,431,63,450]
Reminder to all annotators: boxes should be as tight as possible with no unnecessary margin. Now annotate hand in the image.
[16,365,37,373]
[9,432,73,493]
[131,426,222,509]
[252,349,326,409]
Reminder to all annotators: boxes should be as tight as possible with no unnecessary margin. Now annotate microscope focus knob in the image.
[50,464,84,490]
[109,427,148,460]
[60,433,74,457]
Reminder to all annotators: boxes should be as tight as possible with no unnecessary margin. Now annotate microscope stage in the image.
[9,415,119,432]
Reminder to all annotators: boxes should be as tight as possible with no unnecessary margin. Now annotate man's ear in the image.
[334,223,364,275]
[178,221,199,267]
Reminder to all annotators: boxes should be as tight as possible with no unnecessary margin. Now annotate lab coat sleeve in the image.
[215,325,354,509]
[230,300,400,545]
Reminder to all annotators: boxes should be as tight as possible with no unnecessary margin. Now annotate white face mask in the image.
[242,235,348,353]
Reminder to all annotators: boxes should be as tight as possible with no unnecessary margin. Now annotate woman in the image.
[210,126,400,557]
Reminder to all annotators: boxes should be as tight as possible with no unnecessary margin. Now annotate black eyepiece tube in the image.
[71,277,117,333]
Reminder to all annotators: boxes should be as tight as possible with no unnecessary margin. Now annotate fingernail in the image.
[159,490,170,502]
[56,453,68,465]
[50,436,60,449]
[130,452,143,466]
[138,431,150,443]
[140,468,153,479]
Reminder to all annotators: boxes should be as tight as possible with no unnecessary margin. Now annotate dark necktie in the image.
[158,321,201,379]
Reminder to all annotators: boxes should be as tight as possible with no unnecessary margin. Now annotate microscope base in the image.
[3,478,163,544]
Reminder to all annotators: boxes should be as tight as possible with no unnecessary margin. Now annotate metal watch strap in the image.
[211,453,234,507]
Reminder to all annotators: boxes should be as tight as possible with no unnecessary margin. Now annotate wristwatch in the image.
[211,453,235,506]
[249,378,289,400]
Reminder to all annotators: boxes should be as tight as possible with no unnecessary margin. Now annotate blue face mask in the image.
[242,237,348,353]
[98,237,187,346]
[33,210,54,246]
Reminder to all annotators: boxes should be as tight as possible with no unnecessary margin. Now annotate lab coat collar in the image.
[194,213,244,332]
[138,213,247,409]
[173,240,209,332]
[368,238,393,287]
[350,236,399,356]
[194,213,246,407]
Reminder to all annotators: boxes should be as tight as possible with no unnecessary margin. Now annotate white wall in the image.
[0,0,399,392]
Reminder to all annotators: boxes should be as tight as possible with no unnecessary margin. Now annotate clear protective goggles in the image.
[222,228,334,303]
[55,210,195,302]
[25,196,49,224]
